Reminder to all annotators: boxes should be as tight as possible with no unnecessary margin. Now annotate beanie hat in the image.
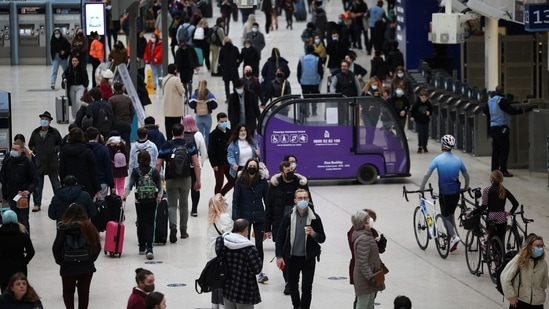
[2,210,18,224]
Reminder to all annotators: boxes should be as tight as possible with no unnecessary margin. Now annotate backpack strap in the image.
[213,223,222,235]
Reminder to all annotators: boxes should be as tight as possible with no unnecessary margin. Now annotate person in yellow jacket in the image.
[89,31,105,88]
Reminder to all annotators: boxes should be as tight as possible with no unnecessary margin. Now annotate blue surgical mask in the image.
[396,89,404,97]
[332,36,338,41]
[314,38,321,44]
[533,247,545,258]
[371,85,378,90]
[40,119,49,127]
[397,72,404,78]
[236,88,244,95]
[10,150,20,158]
[297,200,309,209]
[219,122,228,129]
[55,34,60,39]
[290,162,297,170]
[252,28,258,33]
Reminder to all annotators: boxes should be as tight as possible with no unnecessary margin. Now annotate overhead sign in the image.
[524,3,549,32]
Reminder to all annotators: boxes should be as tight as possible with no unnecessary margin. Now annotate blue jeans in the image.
[9,200,30,233]
[50,53,68,85]
[195,114,212,148]
[150,64,163,89]
[33,172,61,207]
[416,122,429,149]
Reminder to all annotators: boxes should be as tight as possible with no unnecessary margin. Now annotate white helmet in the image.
[441,134,456,150]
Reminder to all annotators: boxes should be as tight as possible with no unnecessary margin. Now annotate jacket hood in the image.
[63,142,91,156]
[144,124,160,130]
[87,141,104,152]
[135,140,155,151]
[268,56,288,64]
[56,185,85,202]
[62,222,83,236]
[351,228,371,243]
[224,232,254,250]
[0,223,24,235]
[270,172,308,187]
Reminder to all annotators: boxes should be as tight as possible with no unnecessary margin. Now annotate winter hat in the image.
[102,69,114,79]
[2,210,18,224]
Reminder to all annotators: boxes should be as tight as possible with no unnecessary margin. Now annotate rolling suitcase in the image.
[104,201,125,257]
[105,194,124,223]
[56,96,70,124]
[294,0,307,21]
[194,47,204,66]
[154,198,169,245]
[91,200,108,232]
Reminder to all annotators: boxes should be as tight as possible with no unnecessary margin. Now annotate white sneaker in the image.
[450,236,460,252]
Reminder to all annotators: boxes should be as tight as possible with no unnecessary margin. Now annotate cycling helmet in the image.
[441,134,456,150]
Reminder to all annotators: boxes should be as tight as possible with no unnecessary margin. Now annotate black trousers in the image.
[286,256,316,309]
[490,125,510,172]
[165,116,182,140]
[136,199,156,250]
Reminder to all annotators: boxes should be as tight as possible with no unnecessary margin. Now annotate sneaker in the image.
[170,225,177,243]
[502,171,514,177]
[283,283,290,295]
[139,245,146,255]
[50,84,55,90]
[257,273,269,283]
[32,205,41,212]
[450,236,460,252]
[190,212,198,217]
[417,148,423,154]
[146,251,154,260]
[181,232,189,239]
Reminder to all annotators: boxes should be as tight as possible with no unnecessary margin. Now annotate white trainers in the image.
[450,236,460,252]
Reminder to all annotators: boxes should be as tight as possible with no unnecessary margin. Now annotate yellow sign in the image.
[146,68,155,94]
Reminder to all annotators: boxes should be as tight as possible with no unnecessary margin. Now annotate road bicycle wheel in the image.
[454,207,467,245]
[465,229,481,275]
[505,225,522,253]
[487,236,505,284]
[413,206,429,250]
[434,214,450,259]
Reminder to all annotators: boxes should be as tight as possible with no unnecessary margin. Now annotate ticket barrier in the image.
[17,6,46,65]
[0,11,10,65]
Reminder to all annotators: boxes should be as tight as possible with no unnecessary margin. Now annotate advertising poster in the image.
[84,2,105,35]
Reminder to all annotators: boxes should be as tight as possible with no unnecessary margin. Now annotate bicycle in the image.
[455,187,482,245]
[505,204,534,253]
[463,212,505,284]
[403,184,450,259]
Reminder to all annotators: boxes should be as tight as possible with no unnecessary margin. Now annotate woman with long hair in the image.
[206,193,233,308]
[390,66,414,103]
[108,40,129,69]
[261,47,291,95]
[0,273,43,308]
[182,115,208,217]
[194,19,211,71]
[232,158,269,283]
[226,123,259,179]
[468,170,519,243]
[501,233,547,308]
[189,80,218,148]
[143,32,163,90]
[0,210,35,293]
[52,203,101,309]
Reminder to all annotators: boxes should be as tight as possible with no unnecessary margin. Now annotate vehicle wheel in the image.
[357,164,378,184]
[465,229,481,275]
[413,206,429,250]
[505,226,522,253]
[435,214,450,259]
[454,206,467,245]
[487,236,505,284]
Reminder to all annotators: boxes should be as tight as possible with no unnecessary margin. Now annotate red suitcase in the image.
[104,202,125,257]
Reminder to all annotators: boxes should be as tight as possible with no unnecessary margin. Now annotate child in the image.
[106,132,128,195]
[410,88,433,153]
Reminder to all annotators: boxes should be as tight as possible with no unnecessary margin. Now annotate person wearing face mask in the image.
[108,40,129,70]
[143,33,163,91]
[385,42,405,77]
[311,35,327,64]
[260,48,291,97]
[245,23,266,57]
[127,268,156,309]
[232,158,270,284]
[208,113,235,195]
[63,57,89,121]
[218,38,242,102]
[0,141,39,233]
[300,23,321,51]
[500,233,547,309]
[71,29,89,68]
[227,80,260,132]
[386,82,410,129]
[50,28,71,90]
[226,124,259,179]
[326,31,350,75]
[240,65,263,104]
[360,77,382,145]
[265,161,312,295]
[240,40,260,78]
[28,111,63,213]
[175,41,200,103]
[370,50,389,81]
[275,189,326,309]
[266,69,292,114]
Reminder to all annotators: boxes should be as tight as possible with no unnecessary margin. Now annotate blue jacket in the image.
[232,176,268,223]
[227,140,259,178]
[144,124,167,150]
[88,141,114,187]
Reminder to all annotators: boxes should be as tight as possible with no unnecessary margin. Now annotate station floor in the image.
[3,3,549,308]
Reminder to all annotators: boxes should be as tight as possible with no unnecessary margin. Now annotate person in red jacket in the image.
[127,268,155,309]
[143,33,163,90]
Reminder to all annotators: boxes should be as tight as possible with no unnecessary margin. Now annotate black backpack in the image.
[63,233,93,262]
[95,102,113,135]
[167,140,191,177]
[195,236,227,294]
[495,250,519,295]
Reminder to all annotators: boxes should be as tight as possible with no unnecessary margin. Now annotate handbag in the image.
[373,261,389,286]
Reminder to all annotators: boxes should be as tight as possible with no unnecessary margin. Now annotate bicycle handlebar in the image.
[403,183,433,202]
[510,204,534,224]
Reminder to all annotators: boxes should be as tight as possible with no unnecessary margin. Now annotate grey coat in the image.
[352,228,385,296]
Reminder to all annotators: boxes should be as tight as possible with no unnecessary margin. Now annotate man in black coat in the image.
[28,111,63,212]
[175,41,199,101]
[208,112,234,196]
[0,141,39,233]
[219,37,241,102]
[48,175,96,225]
[227,79,260,132]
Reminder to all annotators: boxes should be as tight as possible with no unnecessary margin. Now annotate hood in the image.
[351,228,371,243]
[268,56,288,64]
[0,223,24,235]
[61,222,83,236]
[87,141,104,152]
[56,185,85,202]
[135,140,155,151]
[144,124,160,130]
[63,142,91,156]
[247,14,256,24]
[270,172,308,187]
[223,232,254,250]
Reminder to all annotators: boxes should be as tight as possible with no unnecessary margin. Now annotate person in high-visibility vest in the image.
[89,31,105,88]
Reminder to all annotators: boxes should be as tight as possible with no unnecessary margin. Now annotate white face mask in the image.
[151,38,156,42]
[369,217,375,228]
[55,33,60,39]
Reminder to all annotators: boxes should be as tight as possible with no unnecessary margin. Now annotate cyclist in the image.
[419,134,470,252]
[466,170,519,243]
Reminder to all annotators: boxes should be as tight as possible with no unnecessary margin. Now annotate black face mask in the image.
[245,72,252,77]
[276,73,284,78]
[248,167,258,175]
[285,171,295,179]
